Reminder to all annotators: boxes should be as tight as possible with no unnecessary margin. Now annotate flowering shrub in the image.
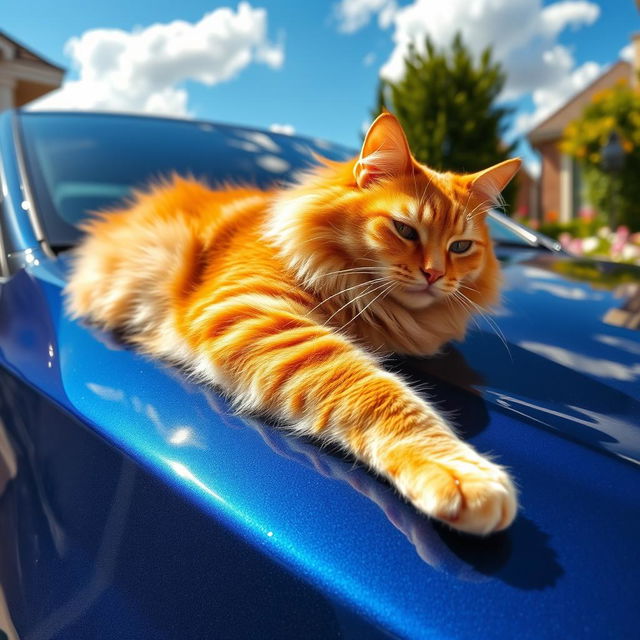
[560,80,640,230]
[535,214,604,241]
[557,225,640,265]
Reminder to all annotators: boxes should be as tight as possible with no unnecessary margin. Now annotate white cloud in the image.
[380,0,599,90]
[538,1,599,39]
[269,123,295,135]
[334,0,397,33]
[363,52,377,66]
[620,43,634,62]
[30,3,284,117]
[515,59,602,133]
[341,0,602,137]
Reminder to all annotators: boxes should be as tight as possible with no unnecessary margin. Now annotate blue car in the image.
[0,111,639,639]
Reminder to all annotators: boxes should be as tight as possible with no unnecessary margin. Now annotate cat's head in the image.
[269,113,520,317]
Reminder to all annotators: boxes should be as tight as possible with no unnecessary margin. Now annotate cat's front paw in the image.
[391,449,517,535]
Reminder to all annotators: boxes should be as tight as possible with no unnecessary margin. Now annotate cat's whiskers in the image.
[307,277,389,316]
[411,167,434,216]
[420,174,435,211]
[336,282,397,333]
[457,282,481,295]
[312,266,386,280]
[452,289,512,360]
[464,198,489,217]
[323,280,392,325]
[461,189,473,220]
[465,199,493,221]
[410,166,424,214]
[448,290,483,333]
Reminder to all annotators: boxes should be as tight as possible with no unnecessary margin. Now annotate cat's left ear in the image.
[354,113,413,188]
[469,158,522,204]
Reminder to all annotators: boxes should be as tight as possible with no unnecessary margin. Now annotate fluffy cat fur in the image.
[66,113,521,535]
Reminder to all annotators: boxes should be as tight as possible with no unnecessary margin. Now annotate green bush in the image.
[560,79,640,230]
[537,217,606,240]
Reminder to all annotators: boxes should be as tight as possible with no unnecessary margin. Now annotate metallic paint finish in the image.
[0,251,638,639]
[0,113,639,638]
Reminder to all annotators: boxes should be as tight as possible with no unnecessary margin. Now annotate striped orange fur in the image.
[66,113,521,535]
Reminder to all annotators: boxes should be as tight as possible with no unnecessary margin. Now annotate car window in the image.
[19,113,547,252]
[19,113,352,249]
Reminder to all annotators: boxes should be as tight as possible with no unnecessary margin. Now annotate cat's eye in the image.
[393,220,419,241]
[449,240,473,254]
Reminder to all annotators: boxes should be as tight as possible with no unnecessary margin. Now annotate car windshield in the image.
[19,112,545,251]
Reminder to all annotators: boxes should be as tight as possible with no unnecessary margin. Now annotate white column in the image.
[560,153,573,224]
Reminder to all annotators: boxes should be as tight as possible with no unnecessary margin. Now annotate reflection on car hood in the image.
[1,251,639,639]
[405,250,640,466]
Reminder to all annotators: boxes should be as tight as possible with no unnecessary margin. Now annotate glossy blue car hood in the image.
[1,249,639,638]
[413,249,640,465]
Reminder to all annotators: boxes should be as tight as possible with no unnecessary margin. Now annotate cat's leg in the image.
[188,301,517,535]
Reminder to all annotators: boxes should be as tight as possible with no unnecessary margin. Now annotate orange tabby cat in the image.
[66,113,520,535]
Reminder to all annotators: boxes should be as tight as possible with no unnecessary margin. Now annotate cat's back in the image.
[65,177,272,331]
[87,177,269,236]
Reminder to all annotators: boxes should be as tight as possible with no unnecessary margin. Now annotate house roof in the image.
[0,30,65,72]
[528,60,632,147]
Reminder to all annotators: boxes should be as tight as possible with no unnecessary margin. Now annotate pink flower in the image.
[579,206,595,221]
[612,226,630,255]
[569,238,584,255]
[616,225,630,240]
[558,232,573,250]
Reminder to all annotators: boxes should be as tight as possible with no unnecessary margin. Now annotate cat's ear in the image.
[354,113,413,188]
[469,158,522,204]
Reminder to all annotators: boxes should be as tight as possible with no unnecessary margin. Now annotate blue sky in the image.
[4,1,639,171]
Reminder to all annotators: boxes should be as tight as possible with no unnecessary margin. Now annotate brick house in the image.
[0,31,64,111]
[528,33,640,224]
[514,166,537,221]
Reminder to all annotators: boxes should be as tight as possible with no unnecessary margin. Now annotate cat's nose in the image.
[421,268,444,285]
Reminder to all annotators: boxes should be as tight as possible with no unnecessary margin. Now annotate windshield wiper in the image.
[492,239,554,251]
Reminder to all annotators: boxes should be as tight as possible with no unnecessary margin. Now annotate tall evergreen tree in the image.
[374,34,517,205]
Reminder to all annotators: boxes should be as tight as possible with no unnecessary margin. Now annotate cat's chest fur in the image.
[318,299,469,356]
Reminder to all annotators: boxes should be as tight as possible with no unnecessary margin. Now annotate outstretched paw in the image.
[395,452,518,535]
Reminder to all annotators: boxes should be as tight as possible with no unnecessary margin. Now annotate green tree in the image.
[560,79,640,230]
[373,34,517,206]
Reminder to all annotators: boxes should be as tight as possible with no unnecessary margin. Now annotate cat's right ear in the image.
[354,113,413,188]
